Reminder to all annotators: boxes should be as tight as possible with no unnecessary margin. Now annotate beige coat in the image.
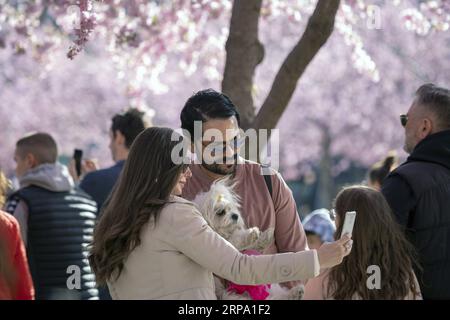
[108,196,320,300]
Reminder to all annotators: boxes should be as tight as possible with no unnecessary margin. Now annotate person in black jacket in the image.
[382,83,450,300]
[5,132,98,300]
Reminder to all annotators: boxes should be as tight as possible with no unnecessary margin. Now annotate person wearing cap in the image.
[302,209,336,250]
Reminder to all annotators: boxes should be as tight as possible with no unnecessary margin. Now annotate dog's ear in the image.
[215,175,238,193]
[214,175,231,188]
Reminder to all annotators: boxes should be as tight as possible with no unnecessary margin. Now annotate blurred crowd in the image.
[1,83,449,300]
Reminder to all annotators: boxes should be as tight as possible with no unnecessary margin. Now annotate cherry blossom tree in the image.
[0,0,449,210]
[1,0,448,128]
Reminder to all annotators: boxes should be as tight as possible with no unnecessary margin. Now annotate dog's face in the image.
[193,177,245,237]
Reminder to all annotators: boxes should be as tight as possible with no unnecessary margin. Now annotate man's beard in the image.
[202,163,237,175]
[202,153,238,175]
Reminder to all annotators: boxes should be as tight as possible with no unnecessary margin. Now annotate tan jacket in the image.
[108,196,320,300]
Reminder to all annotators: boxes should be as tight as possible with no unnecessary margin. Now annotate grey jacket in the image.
[6,163,74,244]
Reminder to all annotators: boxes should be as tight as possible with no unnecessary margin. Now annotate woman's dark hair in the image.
[111,108,147,148]
[88,127,188,285]
[180,89,241,141]
[328,186,421,300]
[368,152,398,187]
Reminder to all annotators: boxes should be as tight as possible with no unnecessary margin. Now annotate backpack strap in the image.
[261,164,273,199]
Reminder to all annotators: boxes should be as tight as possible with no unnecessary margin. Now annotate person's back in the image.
[304,186,422,300]
[383,134,450,299]
[79,160,125,211]
[6,133,98,300]
[0,210,35,300]
[0,169,34,300]
[381,84,450,299]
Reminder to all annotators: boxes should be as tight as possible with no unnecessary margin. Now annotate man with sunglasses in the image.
[382,83,450,300]
[180,89,310,289]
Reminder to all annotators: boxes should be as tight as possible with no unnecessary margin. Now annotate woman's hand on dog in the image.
[316,235,353,269]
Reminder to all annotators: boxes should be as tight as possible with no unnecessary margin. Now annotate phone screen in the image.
[340,211,356,239]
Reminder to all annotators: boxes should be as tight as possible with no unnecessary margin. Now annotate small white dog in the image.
[193,177,304,300]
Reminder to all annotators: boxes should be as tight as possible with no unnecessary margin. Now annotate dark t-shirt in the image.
[79,160,125,214]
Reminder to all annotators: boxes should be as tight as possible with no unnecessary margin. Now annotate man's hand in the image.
[68,159,99,182]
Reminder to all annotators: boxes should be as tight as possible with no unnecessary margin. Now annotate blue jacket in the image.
[79,160,125,214]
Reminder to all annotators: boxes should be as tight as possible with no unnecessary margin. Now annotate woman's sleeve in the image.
[159,204,320,285]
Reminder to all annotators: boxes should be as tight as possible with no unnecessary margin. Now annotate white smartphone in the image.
[340,211,357,239]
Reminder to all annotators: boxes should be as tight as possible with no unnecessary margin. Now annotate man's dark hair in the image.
[180,89,241,141]
[111,108,147,149]
[16,132,58,164]
[415,83,450,130]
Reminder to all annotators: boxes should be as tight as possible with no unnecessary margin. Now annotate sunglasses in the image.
[400,114,408,127]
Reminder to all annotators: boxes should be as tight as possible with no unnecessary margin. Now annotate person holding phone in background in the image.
[304,186,422,300]
[69,108,148,213]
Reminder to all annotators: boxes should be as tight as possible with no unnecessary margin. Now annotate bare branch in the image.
[221,0,264,130]
[253,0,341,132]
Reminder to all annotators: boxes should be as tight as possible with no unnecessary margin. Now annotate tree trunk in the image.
[222,0,340,162]
[253,0,341,134]
[314,126,334,209]
[221,0,264,130]
[223,0,341,131]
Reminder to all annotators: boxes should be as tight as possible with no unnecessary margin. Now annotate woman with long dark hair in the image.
[304,186,422,300]
[88,127,353,299]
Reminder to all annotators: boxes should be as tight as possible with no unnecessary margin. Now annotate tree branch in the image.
[221,0,264,130]
[253,0,341,133]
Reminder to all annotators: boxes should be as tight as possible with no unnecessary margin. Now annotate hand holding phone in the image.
[340,211,356,239]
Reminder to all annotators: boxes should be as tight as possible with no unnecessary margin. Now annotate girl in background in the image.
[304,186,421,300]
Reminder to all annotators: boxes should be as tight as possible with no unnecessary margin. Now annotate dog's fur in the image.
[192,176,304,300]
